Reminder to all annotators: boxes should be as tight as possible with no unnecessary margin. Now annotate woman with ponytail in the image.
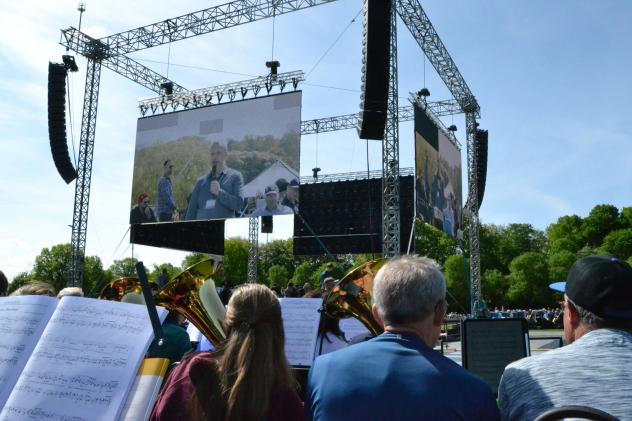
[151,283,302,421]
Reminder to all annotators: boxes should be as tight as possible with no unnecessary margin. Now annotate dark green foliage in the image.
[547,250,576,282]
[267,265,290,288]
[505,252,551,308]
[443,255,469,312]
[547,215,585,254]
[601,229,632,260]
[8,272,32,294]
[481,269,508,308]
[108,257,140,279]
[582,204,621,246]
[414,220,457,266]
[219,238,249,287]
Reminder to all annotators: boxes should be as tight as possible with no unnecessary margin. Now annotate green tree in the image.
[258,239,296,280]
[582,204,621,246]
[32,244,73,294]
[547,215,585,254]
[220,238,249,286]
[443,255,469,312]
[149,263,180,283]
[627,256,632,266]
[505,252,551,308]
[108,257,140,278]
[481,269,508,309]
[497,224,546,269]
[8,272,32,294]
[479,224,506,274]
[292,261,316,287]
[547,250,576,282]
[83,256,109,298]
[601,229,632,260]
[267,265,289,288]
[620,207,632,228]
[181,252,210,269]
[415,221,457,265]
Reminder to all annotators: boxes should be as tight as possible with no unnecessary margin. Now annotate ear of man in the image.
[372,305,385,329]
[432,300,446,327]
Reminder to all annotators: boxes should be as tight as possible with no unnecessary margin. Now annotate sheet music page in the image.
[279,298,322,366]
[0,297,167,421]
[339,318,370,341]
[0,296,58,409]
[118,358,169,421]
[186,321,203,343]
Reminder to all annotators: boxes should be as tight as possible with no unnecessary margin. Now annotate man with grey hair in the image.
[305,255,499,421]
[498,256,632,420]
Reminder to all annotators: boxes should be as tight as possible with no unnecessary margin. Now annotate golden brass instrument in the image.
[324,259,388,336]
[153,258,227,348]
[98,278,143,301]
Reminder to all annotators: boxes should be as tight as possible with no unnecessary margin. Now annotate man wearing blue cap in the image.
[498,256,632,420]
[251,185,291,216]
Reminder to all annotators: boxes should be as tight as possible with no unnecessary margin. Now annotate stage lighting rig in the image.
[160,82,174,96]
[138,70,304,116]
[62,55,79,72]
[447,125,457,132]
[312,167,321,179]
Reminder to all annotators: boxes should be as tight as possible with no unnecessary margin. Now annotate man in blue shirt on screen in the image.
[185,141,244,220]
[305,255,499,421]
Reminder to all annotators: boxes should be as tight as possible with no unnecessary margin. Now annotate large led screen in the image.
[130,92,302,223]
[414,103,463,237]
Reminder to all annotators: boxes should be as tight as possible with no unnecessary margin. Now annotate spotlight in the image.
[62,55,79,72]
[266,60,281,77]
[417,88,430,98]
[160,82,174,96]
[312,167,321,179]
[448,125,457,132]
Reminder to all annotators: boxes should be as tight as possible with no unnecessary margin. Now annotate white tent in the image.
[242,160,299,198]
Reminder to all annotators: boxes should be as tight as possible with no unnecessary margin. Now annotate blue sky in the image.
[1,0,631,281]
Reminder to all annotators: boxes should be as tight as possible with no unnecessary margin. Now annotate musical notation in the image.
[1,406,89,421]
[280,298,323,366]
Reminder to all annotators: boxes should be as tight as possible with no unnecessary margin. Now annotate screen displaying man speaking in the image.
[130,91,302,222]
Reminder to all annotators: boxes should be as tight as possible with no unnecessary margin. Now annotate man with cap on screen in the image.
[498,256,632,420]
[281,178,299,213]
[251,185,291,216]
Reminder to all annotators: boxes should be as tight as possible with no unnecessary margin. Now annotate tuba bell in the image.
[153,258,227,348]
[98,277,143,301]
[324,259,388,336]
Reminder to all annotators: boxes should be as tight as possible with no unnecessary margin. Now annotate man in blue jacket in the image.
[305,255,499,421]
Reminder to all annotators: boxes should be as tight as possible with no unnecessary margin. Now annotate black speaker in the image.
[261,216,273,233]
[48,62,77,184]
[130,220,225,255]
[358,0,392,140]
[474,129,488,211]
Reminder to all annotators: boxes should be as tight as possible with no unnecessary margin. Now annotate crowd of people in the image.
[2,254,631,420]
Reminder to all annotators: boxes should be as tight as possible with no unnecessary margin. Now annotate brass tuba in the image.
[98,277,143,301]
[153,258,227,348]
[324,259,388,336]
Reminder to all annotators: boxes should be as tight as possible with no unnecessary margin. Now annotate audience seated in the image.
[150,284,302,421]
[305,255,499,421]
[498,256,632,420]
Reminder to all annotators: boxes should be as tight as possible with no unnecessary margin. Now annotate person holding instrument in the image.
[150,284,302,421]
[185,141,244,220]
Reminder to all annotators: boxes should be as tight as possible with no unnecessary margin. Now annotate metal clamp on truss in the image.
[138,70,305,116]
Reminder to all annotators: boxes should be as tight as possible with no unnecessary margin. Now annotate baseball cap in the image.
[550,255,632,320]
[288,178,299,188]
[264,185,279,196]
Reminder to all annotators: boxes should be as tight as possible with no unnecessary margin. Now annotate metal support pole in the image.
[382,1,401,258]
[69,58,102,287]
[247,217,259,283]
[465,111,483,314]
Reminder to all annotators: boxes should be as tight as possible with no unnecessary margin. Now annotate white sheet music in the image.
[118,375,164,421]
[339,317,370,341]
[279,298,322,366]
[0,297,167,421]
[0,296,58,409]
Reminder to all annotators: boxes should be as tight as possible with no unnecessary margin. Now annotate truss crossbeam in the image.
[300,100,461,135]
[139,71,304,115]
[396,0,480,116]
[61,0,338,57]
[299,167,414,184]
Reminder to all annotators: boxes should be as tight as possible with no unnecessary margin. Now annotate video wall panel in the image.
[414,103,463,237]
[130,91,302,224]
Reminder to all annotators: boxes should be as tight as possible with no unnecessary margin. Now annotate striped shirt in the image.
[498,328,632,421]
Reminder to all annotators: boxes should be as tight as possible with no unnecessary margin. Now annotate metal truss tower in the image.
[247,218,259,283]
[382,2,401,258]
[69,57,102,287]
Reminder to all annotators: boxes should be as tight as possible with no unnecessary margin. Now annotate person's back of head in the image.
[0,270,8,296]
[11,281,56,297]
[373,255,446,327]
[57,287,84,299]
[195,283,294,421]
